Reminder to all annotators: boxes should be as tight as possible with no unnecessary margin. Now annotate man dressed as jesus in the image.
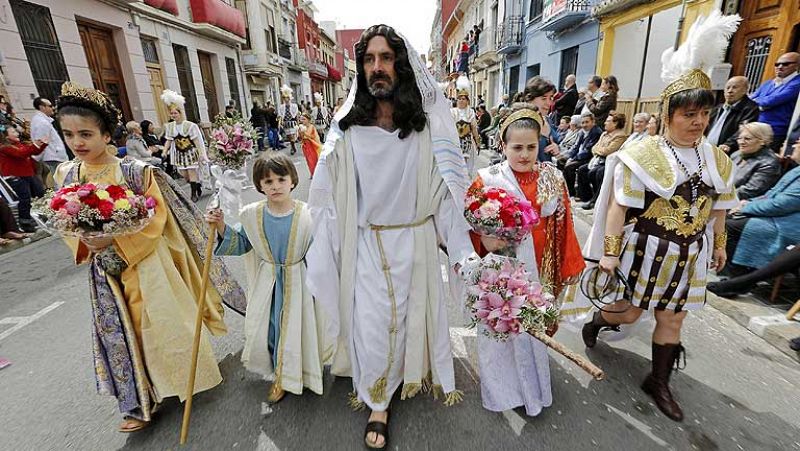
[306,24,476,449]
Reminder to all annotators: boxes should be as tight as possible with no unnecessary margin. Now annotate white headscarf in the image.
[329,28,469,204]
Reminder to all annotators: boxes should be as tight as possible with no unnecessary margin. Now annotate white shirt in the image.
[706,102,736,146]
[774,71,798,87]
[30,111,67,162]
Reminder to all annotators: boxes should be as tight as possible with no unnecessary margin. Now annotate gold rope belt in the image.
[366,215,433,404]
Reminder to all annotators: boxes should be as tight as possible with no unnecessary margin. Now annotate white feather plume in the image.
[160,89,185,107]
[660,11,741,84]
[280,85,294,99]
[313,92,323,103]
[456,75,471,91]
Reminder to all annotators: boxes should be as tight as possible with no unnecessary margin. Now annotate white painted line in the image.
[605,404,674,449]
[0,301,65,342]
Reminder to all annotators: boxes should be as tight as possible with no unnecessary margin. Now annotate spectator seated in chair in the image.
[708,245,799,297]
[576,112,627,208]
[563,112,602,198]
[729,122,783,200]
[556,115,582,167]
[723,137,800,277]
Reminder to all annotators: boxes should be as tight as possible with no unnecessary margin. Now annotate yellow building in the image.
[592,0,721,125]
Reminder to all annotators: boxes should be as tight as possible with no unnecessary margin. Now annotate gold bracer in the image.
[714,231,727,250]
[604,235,624,256]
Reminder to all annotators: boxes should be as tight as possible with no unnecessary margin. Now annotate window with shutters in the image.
[172,44,200,122]
[226,57,240,110]
[9,0,69,102]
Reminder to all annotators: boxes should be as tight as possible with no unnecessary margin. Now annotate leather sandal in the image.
[118,417,149,433]
[364,410,390,449]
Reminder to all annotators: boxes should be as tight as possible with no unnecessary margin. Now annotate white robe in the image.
[237,200,329,395]
[307,125,475,411]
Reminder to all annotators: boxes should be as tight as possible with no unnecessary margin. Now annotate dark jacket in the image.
[704,96,760,153]
[568,126,603,161]
[250,106,268,128]
[477,111,491,132]
[555,85,578,119]
[730,147,783,200]
[586,91,617,124]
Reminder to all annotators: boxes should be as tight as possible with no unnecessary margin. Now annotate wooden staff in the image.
[179,221,217,445]
[529,329,605,381]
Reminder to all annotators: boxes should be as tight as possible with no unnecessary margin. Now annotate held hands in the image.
[718,144,730,154]
[480,235,508,252]
[81,236,113,253]
[545,142,560,156]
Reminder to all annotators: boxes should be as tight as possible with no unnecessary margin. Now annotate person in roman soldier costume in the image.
[278,85,300,155]
[161,90,209,202]
[450,76,480,174]
[560,12,741,422]
[310,92,331,142]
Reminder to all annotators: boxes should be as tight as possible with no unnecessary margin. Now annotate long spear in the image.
[179,198,219,445]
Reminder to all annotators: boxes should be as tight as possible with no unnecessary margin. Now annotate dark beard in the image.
[367,75,396,99]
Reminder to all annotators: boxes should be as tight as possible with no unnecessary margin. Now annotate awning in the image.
[326,63,342,82]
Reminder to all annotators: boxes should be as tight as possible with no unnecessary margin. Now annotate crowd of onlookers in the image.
[462,52,800,345]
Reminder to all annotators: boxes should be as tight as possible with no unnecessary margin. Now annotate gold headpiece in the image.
[59,82,121,122]
[457,88,470,99]
[499,108,543,142]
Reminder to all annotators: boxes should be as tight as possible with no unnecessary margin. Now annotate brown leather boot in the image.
[641,342,685,422]
[581,310,619,348]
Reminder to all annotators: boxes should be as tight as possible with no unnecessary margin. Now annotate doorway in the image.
[198,52,220,121]
[77,21,132,121]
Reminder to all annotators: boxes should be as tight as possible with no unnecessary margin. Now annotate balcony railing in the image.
[189,0,246,38]
[497,15,524,55]
[309,60,328,78]
[539,0,592,32]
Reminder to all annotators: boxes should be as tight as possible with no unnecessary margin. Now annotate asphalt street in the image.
[1,148,799,450]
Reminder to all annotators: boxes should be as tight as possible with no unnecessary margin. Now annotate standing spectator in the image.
[476,105,491,149]
[729,122,782,200]
[477,94,486,106]
[265,105,282,150]
[250,99,268,151]
[563,112,602,197]
[705,76,760,153]
[0,125,47,232]
[580,76,603,115]
[523,76,562,162]
[751,52,800,151]
[555,74,579,119]
[577,112,627,208]
[573,88,587,115]
[458,40,470,73]
[0,196,30,241]
[497,93,509,109]
[29,97,68,180]
[583,75,618,124]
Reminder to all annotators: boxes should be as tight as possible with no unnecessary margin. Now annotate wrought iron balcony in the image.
[539,0,592,32]
[496,15,524,55]
[309,60,328,78]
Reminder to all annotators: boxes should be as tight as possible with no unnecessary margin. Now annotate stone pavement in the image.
[571,206,800,362]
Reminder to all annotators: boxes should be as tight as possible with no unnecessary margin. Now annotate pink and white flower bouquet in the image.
[209,113,257,170]
[465,254,559,341]
[34,182,157,238]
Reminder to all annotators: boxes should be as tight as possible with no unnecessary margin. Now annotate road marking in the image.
[0,301,65,342]
[605,404,674,450]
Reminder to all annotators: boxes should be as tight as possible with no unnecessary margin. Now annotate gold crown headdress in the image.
[456,75,470,99]
[280,85,294,99]
[499,108,543,142]
[659,11,740,117]
[59,82,121,122]
[160,89,185,110]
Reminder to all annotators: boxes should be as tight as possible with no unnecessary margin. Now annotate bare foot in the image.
[365,410,388,448]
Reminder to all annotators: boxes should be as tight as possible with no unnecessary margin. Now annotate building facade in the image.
[2,0,247,126]
[501,0,600,102]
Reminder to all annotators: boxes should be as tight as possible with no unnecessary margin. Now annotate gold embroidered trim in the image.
[347,391,366,411]
[443,390,464,406]
[400,383,423,400]
[717,190,736,202]
[641,195,712,237]
[622,165,645,200]
[712,145,733,184]
[536,163,564,206]
[622,137,676,190]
